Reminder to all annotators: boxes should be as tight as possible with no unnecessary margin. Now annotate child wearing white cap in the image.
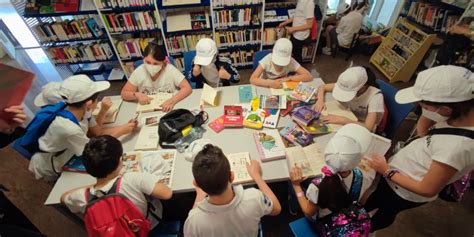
[365,65,474,232]
[290,124,376,220]
[315,66,385,132]
[121,42,192,112]
[250,38,312,89]
[28,75,135,181]
[188,38,240,88]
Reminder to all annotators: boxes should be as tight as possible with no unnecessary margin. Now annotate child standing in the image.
[188,38,240,88]
[184,144,281,236]
[250,38,312,89]
[61,135,172,229]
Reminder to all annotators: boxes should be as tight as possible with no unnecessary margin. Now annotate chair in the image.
[376,79,415,139]
[149,220,181,237]
[332,32,360,61]
[183,51,197,88]
[253,50,271,70]
[289,218,318,237]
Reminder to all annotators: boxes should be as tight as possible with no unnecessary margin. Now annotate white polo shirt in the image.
[340,86,385,128]
[28,112,96,181]
[292,0,315,41]
[387,122,474,203]
[63,172,163,229]
[305,167,376,218]
[129,64,184,95]
[336,11,363,47]
[184,185,273,237]
[259,54,301,80]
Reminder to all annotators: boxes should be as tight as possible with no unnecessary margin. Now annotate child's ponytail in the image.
[317,167,352,212]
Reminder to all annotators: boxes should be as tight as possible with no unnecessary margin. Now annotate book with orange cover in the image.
[0,64,34,120]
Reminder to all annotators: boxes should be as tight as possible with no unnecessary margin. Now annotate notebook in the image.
[136,92,173,113]
[226,152,252,184]
[285,143,325,177]
[253,129,286,162]
[134,126,159,151]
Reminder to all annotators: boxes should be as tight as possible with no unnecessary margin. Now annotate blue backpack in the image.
[17,102,79,158]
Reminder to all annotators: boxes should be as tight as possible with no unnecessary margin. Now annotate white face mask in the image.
[145,63,162,76]
[421,107,450,123]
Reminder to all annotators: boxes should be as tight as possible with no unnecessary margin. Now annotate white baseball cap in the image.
[59,75,110,104]
[324,124,372,173]
[34,82,63,107]
[194,38,218,66]
[396,65,473,104]
[333,67,368,102]
[272,38,293,66]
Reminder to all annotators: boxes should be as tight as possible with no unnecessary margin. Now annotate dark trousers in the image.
[291,36,310,64]
[364,178,427,232]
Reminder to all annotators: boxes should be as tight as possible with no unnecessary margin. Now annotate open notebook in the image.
[285,143,325,177]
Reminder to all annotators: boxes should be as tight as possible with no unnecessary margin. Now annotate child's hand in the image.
[286,26,295,34]
[0,105,26,132]
[322,114,348,124]
[270,79,283,89]
[160,98,175,112]
[313,100,326,112]
[289,166,306,185]
[136,93,153,105]
[246,160,262,180]
[122,121,138,135]
[100,97,112,112]
[218,67,231,80]
[367,154,389,174]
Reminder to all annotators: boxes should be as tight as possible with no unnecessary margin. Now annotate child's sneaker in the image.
[322,47,332,56]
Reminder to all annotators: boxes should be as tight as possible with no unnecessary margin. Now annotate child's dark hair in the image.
[192,144,230,196]
[143,41,167,61]
[363,66,379,89]
[66,93,99,108]
[422,99,474,120]
[317,175,352,212]
[82,135,123,178]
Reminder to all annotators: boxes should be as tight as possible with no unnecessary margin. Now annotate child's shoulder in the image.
[49,116,83,135]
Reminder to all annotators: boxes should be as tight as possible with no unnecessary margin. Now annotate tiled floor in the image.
[2,50,474,237]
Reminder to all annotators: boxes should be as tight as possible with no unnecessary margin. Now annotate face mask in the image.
[145,63,162,76]
[421,107,450,123]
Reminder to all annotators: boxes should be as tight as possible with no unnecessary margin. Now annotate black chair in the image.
[332,32,360,61]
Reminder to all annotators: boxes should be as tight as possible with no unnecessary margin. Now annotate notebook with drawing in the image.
[226,152,252,184]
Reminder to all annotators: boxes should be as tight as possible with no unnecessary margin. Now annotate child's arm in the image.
[278,18,294,28]
[280,66,312,82]
[220,62,240,84]
[286,18,312,34]
[322,112,380,132]
[95,97,112,127]
[246,160,282,216]
[250,65,282,89]
[88,120,137,138]
[289,166,318,217]
[121,81,153,105]
[314,83,335,112]
[60,185,92,205]
[160,79,192,112]
[150,182,173,200]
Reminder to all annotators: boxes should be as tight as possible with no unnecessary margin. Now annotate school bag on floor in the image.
[314,169,371,237]
[84,177,150,237]
[16,101,79,157]
[158,109,208,149]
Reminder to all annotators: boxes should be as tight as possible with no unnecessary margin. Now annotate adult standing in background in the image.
[278,0,315,64]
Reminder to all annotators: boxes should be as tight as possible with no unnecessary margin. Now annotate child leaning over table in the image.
[184,144,281,237]
[61,135,172,229]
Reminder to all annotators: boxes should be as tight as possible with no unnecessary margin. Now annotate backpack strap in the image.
[349,169,363,203]
[57,110,80,125]
[85,177,122,204]
[428,128,474,139]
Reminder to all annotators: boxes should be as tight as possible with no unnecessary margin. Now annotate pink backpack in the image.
[84,177,151,237]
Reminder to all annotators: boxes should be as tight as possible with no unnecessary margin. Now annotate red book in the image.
[208,115,225,133]
[0,64,34,121]
[223,106,243,128]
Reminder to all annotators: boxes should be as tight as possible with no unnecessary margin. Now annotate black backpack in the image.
[158,109,207,148]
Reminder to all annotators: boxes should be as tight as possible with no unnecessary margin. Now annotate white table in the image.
[45,78,335,205]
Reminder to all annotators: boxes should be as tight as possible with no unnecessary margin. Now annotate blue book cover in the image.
[63,156,87,173]
[239,85,253,103]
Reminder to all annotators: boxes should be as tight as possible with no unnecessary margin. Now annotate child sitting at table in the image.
[289,124,375,222]
[188,38,240,88]
[121,41,192,112]
[250,38,312,89]
[61,135,173,231]
[314,66,385,132]
[184,144,281,236]
[28,75,136,182]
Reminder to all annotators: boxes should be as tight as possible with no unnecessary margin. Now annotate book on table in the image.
[226,152,253,184]
[290,82,317,103]
[239,85,254,103]
[322,100,357,131]
[291,106,320,126]
[243,109,265,130]
[92,97,123,124]
[259,95,287,109]
[262,109,280,129]
[0,64,34,121]
[134,126,159,151]
[280,124,315,147]
[223,105,243,128]
[208,115,225,133]
[253,129,286,162]
[200,83,218,107]
[285,143,325,177]
[298,119,333,135]
[136,92,173,113]
[63,156,86,173]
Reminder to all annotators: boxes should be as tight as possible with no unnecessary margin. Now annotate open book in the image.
[136,92,173,113]
[285,143,325,177]
[226,152,252,184]
[200,83,218,106]
[322,100,357,131]
[93,97,123,124]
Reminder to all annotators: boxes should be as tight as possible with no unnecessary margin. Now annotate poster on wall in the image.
[162,0,201,6]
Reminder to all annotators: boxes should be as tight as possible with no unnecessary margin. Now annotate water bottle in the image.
[174,127,204,152]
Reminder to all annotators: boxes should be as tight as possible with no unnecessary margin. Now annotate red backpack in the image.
[84,177,151,237]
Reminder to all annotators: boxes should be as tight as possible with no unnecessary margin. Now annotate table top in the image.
[45,78,336,205]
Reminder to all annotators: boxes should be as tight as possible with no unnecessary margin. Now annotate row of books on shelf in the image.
[395,22,427,43]
[401,1,461,33]
[165,11,211,33]
[102,11,159,33]
[165,34,211,54]
[213,0,263,7]
[46,41,115,64]
[263,27,289,45]
[96,0,155,9]
[215,29,261,47]
[115,38,154,59]
[391,30,419,53]
[371,50,399,77]
[214,8,260,28]
[220,49,255,67]
[173,57,185,72]
[33,17,103,43]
